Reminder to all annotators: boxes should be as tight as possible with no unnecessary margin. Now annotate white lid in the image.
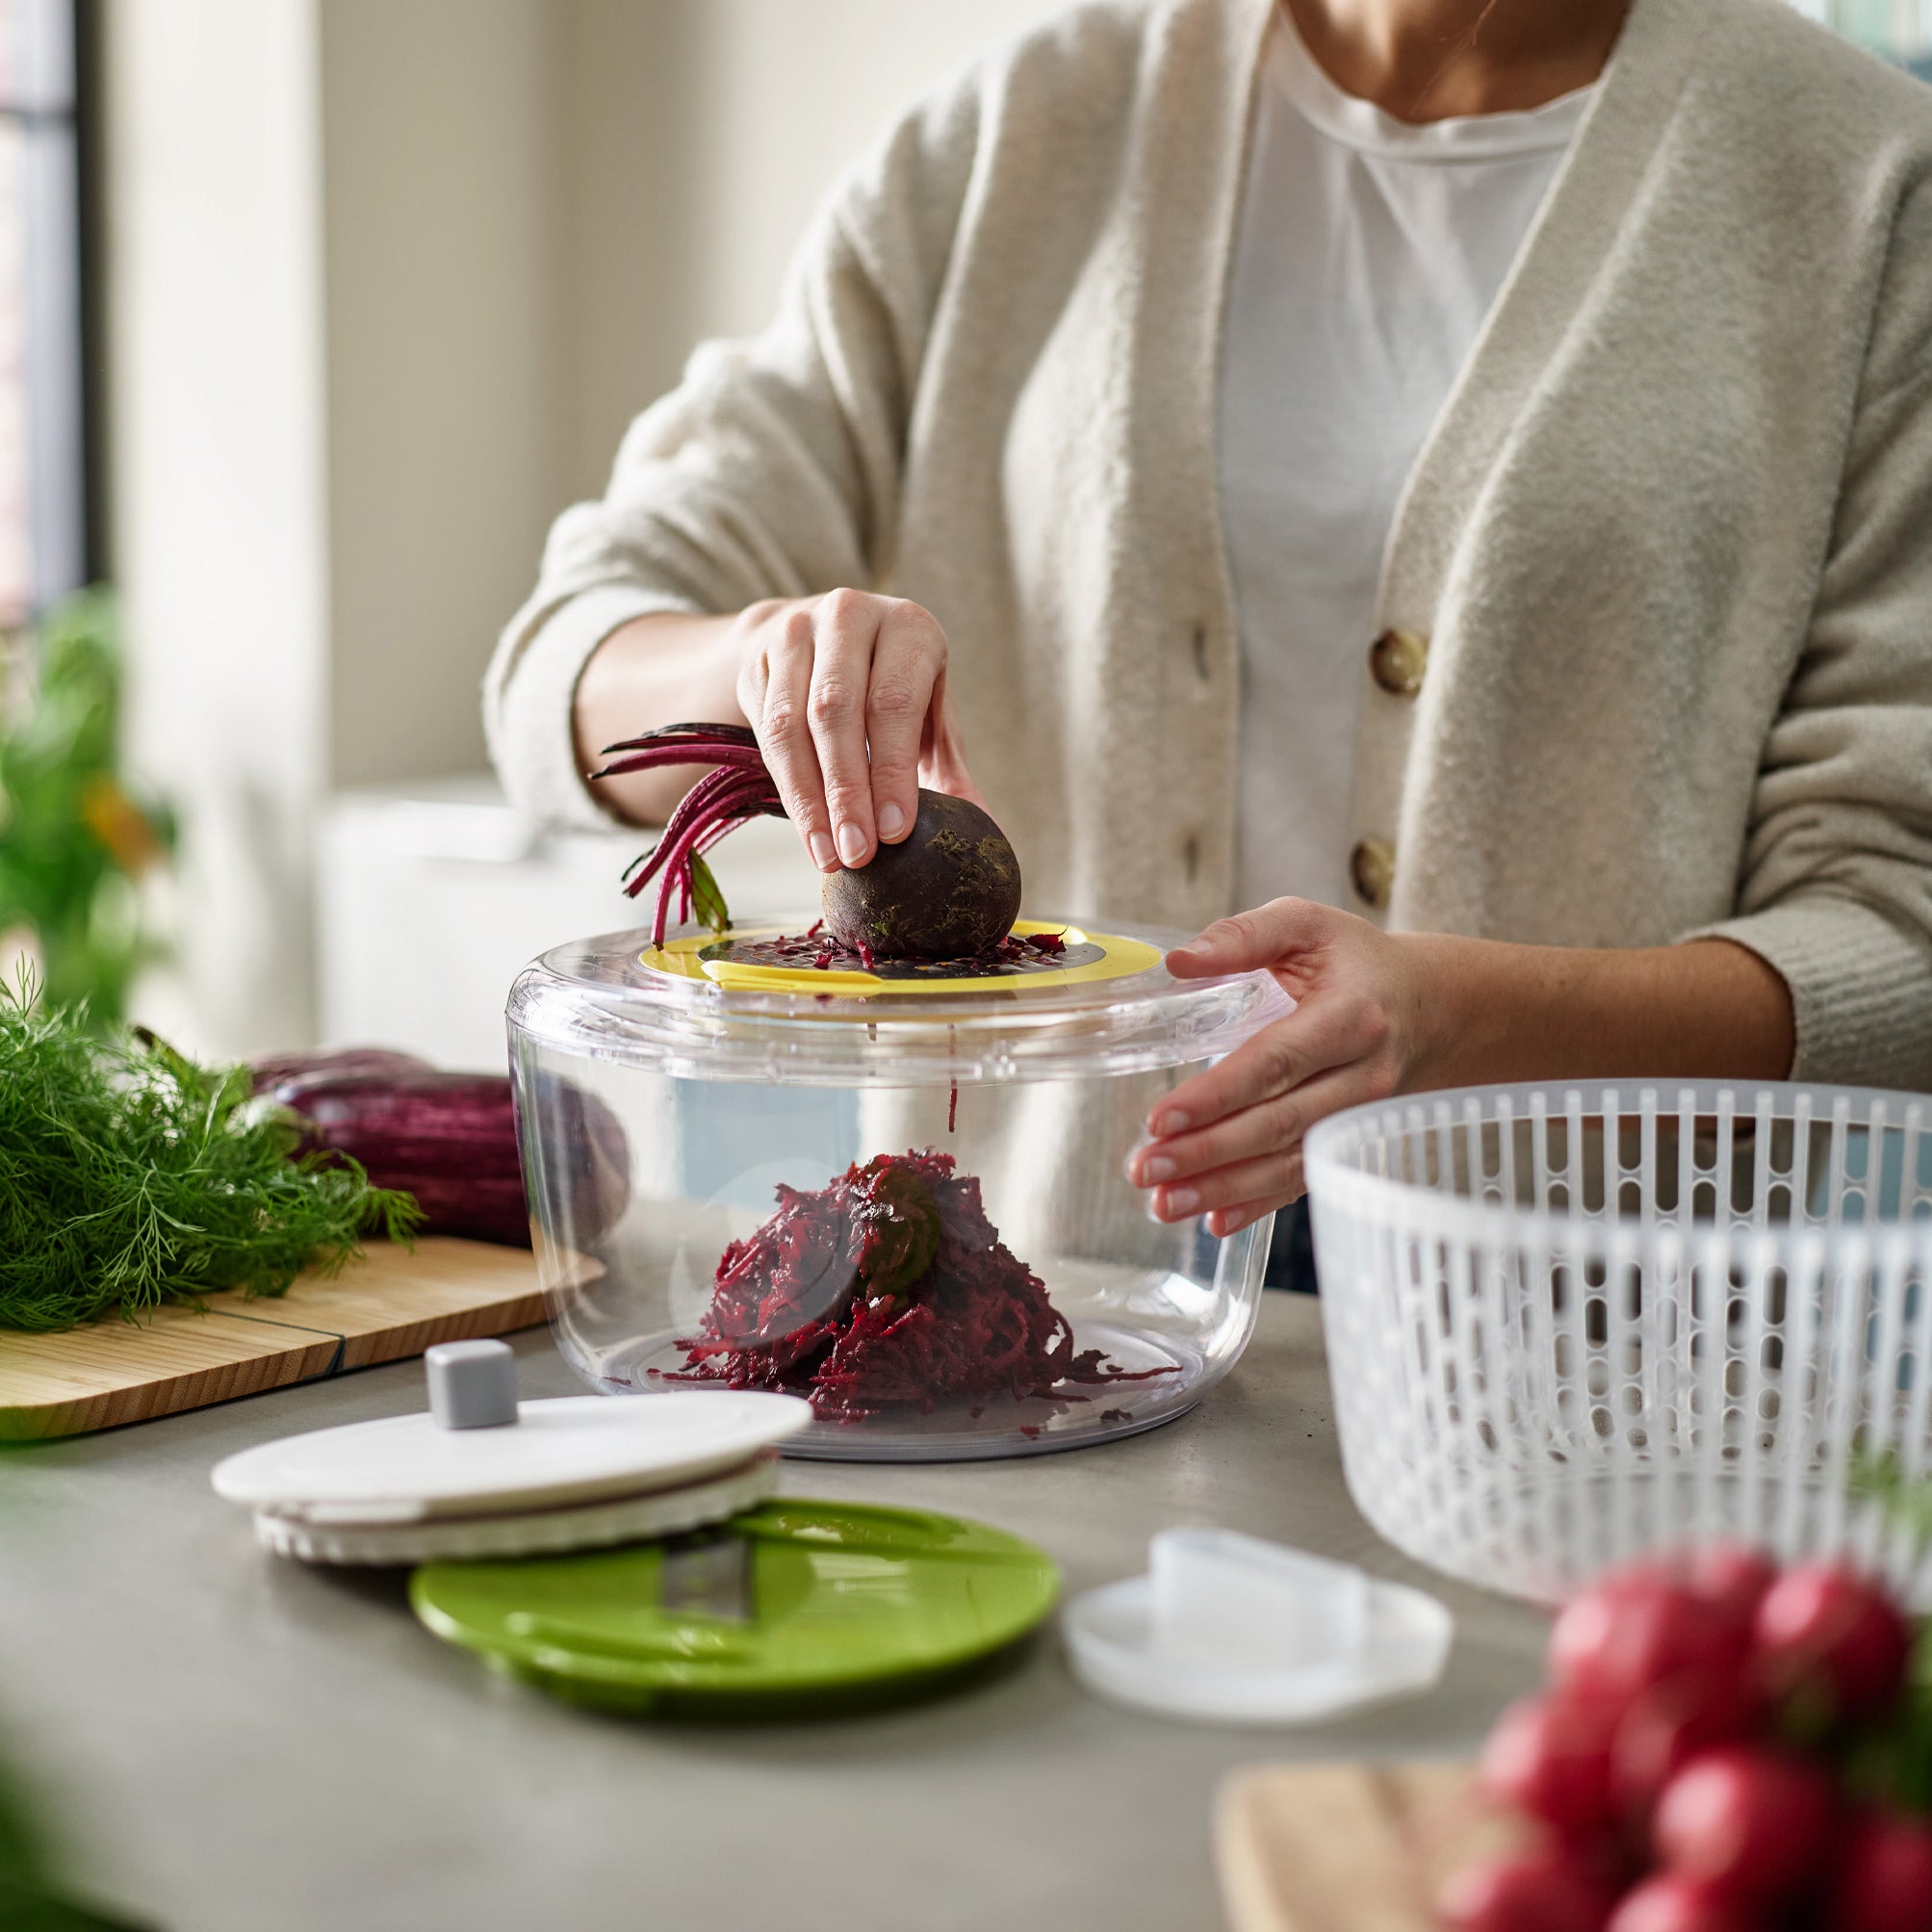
[248,1454,780,1565]
[211,1391,811,1526]
[1063,1528,1454,1725]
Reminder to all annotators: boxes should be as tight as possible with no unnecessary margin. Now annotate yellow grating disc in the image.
[639,920,1163,997]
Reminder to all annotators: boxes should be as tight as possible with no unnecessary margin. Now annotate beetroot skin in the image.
[667,1149,1167,1423]
[821,790,1021,961]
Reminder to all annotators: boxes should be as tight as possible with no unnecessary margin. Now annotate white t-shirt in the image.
[1221,19,1596,913]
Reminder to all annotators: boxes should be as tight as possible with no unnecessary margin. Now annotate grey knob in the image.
[425,1339,519,1430]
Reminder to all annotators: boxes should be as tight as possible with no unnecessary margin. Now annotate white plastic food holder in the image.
[1305,1081,1932,1607]
[211,1342,811,1564]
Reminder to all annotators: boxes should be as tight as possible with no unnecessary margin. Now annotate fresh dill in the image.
[0,975,420,1333]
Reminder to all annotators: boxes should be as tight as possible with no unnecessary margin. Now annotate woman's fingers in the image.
[806,588,882,868]
[920,666,988,808]
[1166,898,1332,980]
[1150,1149,1306,1224]
[1133,1073,1327,1189]
[739,589,960,871]
[866,603,943,843]
[755,606,836,871]
[1204,1198,1282,1239]
[1142,1056,1396,1224]
[1146,992,1386,1140]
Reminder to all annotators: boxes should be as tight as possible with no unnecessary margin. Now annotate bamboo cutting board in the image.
[1216,1763,1498,1932]
[0,1238,549,1441]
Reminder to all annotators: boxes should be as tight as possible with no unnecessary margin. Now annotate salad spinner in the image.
[506,915,1288,1461]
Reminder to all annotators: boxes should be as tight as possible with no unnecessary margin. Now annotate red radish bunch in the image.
[1442,1549,1932,1931]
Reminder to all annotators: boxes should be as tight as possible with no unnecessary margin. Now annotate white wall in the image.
[105,0,329,1055]
[556,0,1066,493]
[106,0,1065,1056]
[320,0,567,789]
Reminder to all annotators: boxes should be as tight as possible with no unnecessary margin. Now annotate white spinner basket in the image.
[1304,1082,1932,1607]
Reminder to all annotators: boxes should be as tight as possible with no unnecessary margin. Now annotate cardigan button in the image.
[1370,628,1428,697]
[1350,837,1394,911]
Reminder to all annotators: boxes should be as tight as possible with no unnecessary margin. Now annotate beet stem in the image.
[599,725,786,944]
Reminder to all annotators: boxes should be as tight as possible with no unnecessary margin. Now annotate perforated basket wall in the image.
[1304,1083,1932,1606]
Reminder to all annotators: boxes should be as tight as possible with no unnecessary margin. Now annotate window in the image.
[0,0,85,629]
[1795,0,1932,78]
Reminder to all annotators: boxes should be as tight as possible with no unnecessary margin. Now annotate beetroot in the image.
[663,1149,1169,1423]
[820,789,1020,961]
[592,722,1025,959]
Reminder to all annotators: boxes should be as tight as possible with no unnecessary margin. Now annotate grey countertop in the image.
[0,1295,1547,1932]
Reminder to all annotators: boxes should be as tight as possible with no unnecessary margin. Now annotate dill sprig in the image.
[0,973,420,1332]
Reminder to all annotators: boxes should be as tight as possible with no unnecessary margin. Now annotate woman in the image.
[488,0,1932,1247]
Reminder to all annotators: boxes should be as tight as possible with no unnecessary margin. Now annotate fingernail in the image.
[809,831,837,871]
[1142,1154,1175,1184]
[1164,1187,1199,1216]
[1153,1110,1190,1137]
[878,802,906,839]
[836,821,867,866]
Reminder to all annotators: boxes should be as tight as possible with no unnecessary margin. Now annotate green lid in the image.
[409,1499,1059,1717]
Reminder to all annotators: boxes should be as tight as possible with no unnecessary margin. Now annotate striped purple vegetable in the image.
[253,1062,629,1250]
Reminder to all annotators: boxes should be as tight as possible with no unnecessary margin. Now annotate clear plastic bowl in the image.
[506,917,1286,1461]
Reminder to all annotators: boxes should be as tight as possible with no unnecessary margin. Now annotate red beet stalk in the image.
[591,722,786,945]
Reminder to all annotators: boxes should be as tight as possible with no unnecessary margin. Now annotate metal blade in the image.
[657,1529,753,1623]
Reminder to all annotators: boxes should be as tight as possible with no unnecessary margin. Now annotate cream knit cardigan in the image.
[487,0,1932,1087]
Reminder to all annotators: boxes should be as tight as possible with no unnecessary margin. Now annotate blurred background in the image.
[0,0,1925,1071]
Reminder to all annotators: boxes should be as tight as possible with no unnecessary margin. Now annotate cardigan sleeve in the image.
[482,82,982,832]
[1690,170,1932,1089]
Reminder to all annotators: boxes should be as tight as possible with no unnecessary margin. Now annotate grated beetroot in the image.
[663,1149,1171,1424]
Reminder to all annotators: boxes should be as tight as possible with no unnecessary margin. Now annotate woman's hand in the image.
[734,588,981,874]
[1125,903,1799,1240]
[1128,900,1427,1237]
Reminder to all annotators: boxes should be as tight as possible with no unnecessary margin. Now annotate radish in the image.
[1750,1561,1913,1723]
[1610,1675,1756,1822]
[1436,1845,1616,1932]
[1550,1573,1740,1710]
[1604,1874,1762,1932]
[1681,1544,1777,1631]
[1481,1694,1617,1832]
[1651,1747,1834,1901]
[1831,1810,1932,1932]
